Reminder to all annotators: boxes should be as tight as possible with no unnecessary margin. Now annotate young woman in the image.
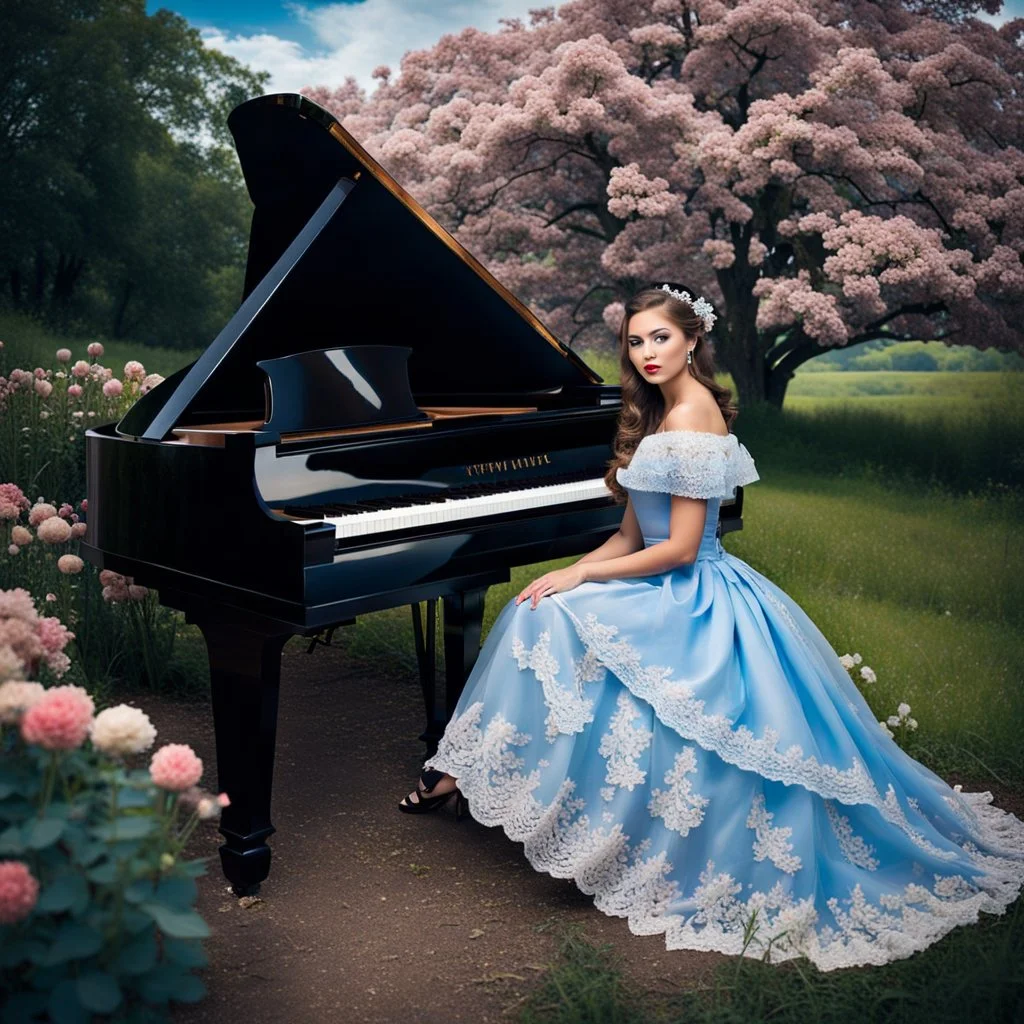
[398,282,1024,970]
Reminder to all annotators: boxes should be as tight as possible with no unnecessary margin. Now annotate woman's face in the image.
[626,307,692,385]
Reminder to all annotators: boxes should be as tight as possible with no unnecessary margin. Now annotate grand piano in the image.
[80,93,746,896]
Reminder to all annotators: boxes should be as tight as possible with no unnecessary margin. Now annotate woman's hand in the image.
[515,563,590,609]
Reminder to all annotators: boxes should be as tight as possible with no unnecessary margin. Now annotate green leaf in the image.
[0,824,26,855]
[116,787,153,809]
[162,937,209,969]
[114,929,158,975]
[38,922,103,966]
[86,860,118,884]
[0,991,48,1023]
[47,979,89,1024]
[122,907,155,934]
[135,964,180,1004]
[154,875,197,910]
[0,936,47,969]
[139,902,210,939]
[26,817,64,850]
[170,974,206,1004]
[37,874,88,913]
[76,972,122,1014]
[93,816,155,841]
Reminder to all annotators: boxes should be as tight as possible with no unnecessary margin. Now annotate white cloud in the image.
[202,0,546,94]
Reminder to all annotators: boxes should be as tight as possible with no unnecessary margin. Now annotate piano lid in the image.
[119,92,603,440]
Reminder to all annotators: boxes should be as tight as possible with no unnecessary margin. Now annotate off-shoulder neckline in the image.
[645,429,734,441]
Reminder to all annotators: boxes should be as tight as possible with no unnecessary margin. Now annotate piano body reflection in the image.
[80,93,746,896]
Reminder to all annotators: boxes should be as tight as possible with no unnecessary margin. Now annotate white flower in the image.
[887,715,901,727]
[852,653,862,664]
[906,717,918,730]
[879,720,894,738]
[196,797,220,820]
[838,654,855,670]
[859,666,876,683]
[0,680,46,723]
[89,703,157,755]
[897,702,911,718]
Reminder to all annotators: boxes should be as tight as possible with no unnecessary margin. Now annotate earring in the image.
[687,348,693,365]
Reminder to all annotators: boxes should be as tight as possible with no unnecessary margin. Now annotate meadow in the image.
[2,317,1021,1022]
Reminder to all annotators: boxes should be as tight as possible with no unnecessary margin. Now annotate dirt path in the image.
[135,638,1023,1024]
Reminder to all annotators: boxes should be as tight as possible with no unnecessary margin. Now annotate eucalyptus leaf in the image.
[76,971,123,1013]
[26,817,64,850]
[139,902,210,939]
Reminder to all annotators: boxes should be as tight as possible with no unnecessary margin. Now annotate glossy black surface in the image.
[81,92,746,897]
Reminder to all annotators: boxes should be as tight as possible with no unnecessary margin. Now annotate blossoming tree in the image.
[306,0,1023,407]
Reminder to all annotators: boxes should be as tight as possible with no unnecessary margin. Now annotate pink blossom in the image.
[102,379,123,398]
[57,503,73,519]
[98,569,124,586]
[71,360,90,379]
[57,554,84,574]
[55,349,72,363]
[20,685,95,751]
[45,593,56,602]
[69,523,86,539]
[102,584,130,602]
[28,504,57,526]
[140,373,165,394]
[7,545,18,556]
[0,861,39,924]
[33,379,52,398]
[123,360,146,381]
[0,681,46,723]
[0,484,29,521]
[37,517,72,544]
[33,368,45,379]
[127,584,148,600]
[217,792,231,807]
[36,616,73,655]
[0,588,37,622]
[87,342,104,358]
[150,743,204,791]
[67,384,83,398]
[10,526,31,546]
[80,499,88,512]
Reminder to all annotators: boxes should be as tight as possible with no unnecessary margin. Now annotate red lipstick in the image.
[644,364,661,373]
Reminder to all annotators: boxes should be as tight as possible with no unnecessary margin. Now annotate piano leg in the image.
[194,619,289,897]
[412,586,489,758]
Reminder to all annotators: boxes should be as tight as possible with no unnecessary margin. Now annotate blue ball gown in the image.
[423,428,1024,971]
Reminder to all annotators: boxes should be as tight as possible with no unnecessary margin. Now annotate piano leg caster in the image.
[218,825,275,897]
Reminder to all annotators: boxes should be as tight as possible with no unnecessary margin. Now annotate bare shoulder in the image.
[663,398,728,436]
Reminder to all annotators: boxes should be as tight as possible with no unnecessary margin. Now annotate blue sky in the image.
[146,0,1024,95]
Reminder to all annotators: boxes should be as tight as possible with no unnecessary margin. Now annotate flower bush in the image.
[0,592,223,1021]
[0,341,182,701]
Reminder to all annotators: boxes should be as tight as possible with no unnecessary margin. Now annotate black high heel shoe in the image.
[398,768,469,820]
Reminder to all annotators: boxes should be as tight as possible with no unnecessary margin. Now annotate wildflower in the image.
[0,861,40,924]
[102,379,123,397]
[45,593,56,603]
[67,384,82,398]
[39,411,49,420]
[28,503,57,526]
[58,503,73,519]
[906,717,918,730]
[7,544,18,556]
[897,702,911,718]
[852,653,862,664]
[887,715,901,727]
[57,554,84,574]
[71,360,90,378]
[879,720,894,738]
[859,666,876,684]
[72,411,83,420]
[0,680,46,723]
[87,342,104,358]
[20,684,95,750]
[37,517,72,544]
[217,792,230,807]
[90,704,158,755]
[150,743,203,791]
[33,369,45,379]
[55,348,72,363]
[33,379,52,398]
[10,526,31,546]
[196,797,220,820]
[80,499,88,512]
[124,360,146,381]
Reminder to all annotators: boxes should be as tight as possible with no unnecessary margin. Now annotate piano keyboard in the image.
[278,472,614,540]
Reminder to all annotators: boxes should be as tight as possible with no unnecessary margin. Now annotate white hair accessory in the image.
[659,284,717,332]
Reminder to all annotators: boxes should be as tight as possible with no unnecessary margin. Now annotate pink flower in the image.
[127,584,148,600]
[7,544,18,556]
[67,384,83,398]
[45,593,56,602]
[0,588,36,621]
[0,681,46,724]
[69,523,86,539]
[102,584,130,602]
[28,503,57,526]
[140,373,165,394]
[33,379,52,398]
[33,368,45,379]
[10,526,31,546]
[37,517,71,544]
[55,349,72,363]
[20,685,95,751]
[149,743,203,791]
[71,360,90,379]
[57,553,84,574]
[123,360,146,381]
[80,499,88,512]
[36,616,73,655]
[102,379,123,398]
[58,503,73,519]
[217,792,230,807]
[0,484,29,521]
[0,861,39,924]
[98,569,123,586]
[87,342,104,358]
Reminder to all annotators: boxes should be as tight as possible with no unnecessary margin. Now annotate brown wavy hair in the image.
[603,282,738,505]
